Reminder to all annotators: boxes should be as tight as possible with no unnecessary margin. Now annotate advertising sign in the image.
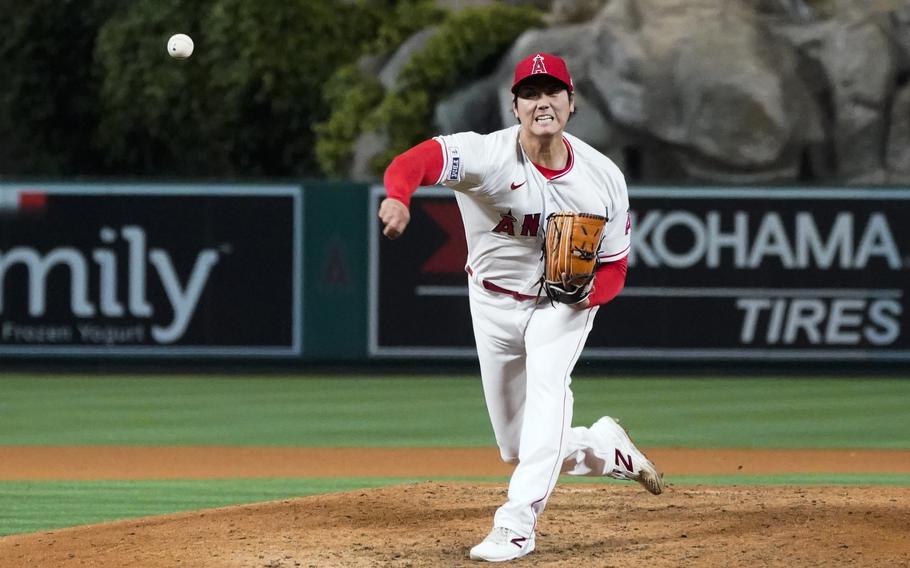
[0,184,301,357]
[370,186,910,361]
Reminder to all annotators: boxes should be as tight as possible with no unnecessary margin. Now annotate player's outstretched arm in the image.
[380,139,444,240]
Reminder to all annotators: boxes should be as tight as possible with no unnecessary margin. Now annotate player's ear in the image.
[512,97,519,120]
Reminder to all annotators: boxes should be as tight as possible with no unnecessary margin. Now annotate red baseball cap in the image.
[511,52,574,94]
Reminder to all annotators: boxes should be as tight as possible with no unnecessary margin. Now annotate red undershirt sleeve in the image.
[588,257,628,307]
[383,139,444,208]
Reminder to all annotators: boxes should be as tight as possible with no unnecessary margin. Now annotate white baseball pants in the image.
[468,281,635,538]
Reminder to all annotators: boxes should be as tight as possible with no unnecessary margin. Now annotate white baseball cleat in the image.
[594,416,666,495]
[469,526,536,562]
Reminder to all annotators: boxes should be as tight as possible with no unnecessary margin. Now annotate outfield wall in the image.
[0,182,908,366]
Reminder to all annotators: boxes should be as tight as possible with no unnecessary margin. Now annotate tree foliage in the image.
[95,0,372,177]
[0,0,537,178]
[313,0,443,177]
[0,0,117,175]
[314,65,385,177]
[368,4,544,172]
[93,0,211,176]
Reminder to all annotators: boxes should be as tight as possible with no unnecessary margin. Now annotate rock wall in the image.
[423,0,910,185]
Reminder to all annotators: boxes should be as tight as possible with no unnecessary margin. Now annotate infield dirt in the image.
[1,447,909,567]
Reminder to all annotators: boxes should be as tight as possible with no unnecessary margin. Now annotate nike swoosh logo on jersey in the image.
[510,180,526,190]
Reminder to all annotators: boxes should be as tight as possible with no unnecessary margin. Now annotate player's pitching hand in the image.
[379,198,410,239]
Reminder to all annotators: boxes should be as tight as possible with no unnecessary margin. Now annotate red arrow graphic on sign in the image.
[420,201,468,274]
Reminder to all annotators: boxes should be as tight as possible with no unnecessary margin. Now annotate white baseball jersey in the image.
[426,124,650,539]
[433,124,631,296]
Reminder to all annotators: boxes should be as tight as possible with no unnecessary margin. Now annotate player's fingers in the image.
[382,216,408,239]
[378,206,395,236]
[378,199,409,239]
[383,223,401,239]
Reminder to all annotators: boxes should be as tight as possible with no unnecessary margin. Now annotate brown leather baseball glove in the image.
[543,211,607,304]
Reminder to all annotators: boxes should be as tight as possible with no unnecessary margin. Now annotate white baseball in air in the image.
[167,34,194,59]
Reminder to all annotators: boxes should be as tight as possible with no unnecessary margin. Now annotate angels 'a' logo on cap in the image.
[511,52,573,94]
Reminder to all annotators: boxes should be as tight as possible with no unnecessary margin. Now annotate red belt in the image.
[482,280,538,301]
[467,266,538,301]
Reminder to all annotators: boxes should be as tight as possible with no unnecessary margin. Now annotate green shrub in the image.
[313,0,442,177]
[368,4,544,173]
[0,0,117,175]
[93,0,212,176]
[361,0,444,55]
[314,65,385,177]
[0,0,539,178]
[95,0,375,177]
[200,0,373,176]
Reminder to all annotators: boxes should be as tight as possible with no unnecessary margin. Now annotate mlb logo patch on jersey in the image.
[448,147,461,181]
[448,157,461,180]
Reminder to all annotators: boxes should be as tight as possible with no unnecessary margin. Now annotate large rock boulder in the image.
[434,75,502,135]
[892,3,910,70]
[592,0,822,182]
[548,0,609,24]
[775,2,899,184]
[886,83,910,184]
[483,0,823,183]
[354,0,910,185]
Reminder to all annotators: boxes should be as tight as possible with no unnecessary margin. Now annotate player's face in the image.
[512,77,575,138]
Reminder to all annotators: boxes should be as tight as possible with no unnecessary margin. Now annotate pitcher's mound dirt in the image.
[3,482,908,568]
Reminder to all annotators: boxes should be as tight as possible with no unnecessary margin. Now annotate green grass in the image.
[0,375,491,446]
[3,474,908,536]
[0,478,424,537]
[0,375,908,448]
[0,373,908,537]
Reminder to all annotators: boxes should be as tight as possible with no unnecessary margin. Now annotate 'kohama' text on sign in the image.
[631,211,903,270]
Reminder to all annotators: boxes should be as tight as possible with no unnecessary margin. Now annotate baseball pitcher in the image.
[379,52,664,563]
